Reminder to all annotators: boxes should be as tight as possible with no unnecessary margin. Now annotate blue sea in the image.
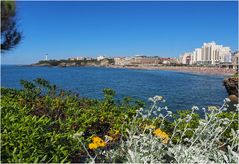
[1,65,228,111]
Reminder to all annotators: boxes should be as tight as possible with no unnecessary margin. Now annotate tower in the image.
[45,54,48,61]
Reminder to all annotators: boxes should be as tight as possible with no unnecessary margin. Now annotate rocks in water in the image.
[223,76,238,111]
[66,62,77,67]
[31,63,52,67]
[59,62,67,67]
[228,95,238,104]
[223,77,238,97]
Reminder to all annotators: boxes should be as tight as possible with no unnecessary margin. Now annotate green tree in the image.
[1,0,22,52]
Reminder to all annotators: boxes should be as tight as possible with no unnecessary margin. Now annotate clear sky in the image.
[1,1,238,64]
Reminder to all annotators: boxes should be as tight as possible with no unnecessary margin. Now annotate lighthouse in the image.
[45,54,48,61]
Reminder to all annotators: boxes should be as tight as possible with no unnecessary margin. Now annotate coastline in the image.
[28,62,237,76]
[108,65,237,76]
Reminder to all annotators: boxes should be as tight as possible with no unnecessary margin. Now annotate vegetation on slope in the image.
[33,58,115,67]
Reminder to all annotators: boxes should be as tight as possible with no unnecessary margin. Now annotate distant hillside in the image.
[31,58,115,67]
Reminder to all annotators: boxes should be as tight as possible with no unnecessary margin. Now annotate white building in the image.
[97,56,106,61]
[232,51,239,69]
[76,57,85,60]
[162,60,170,64]
[69,56,86,61]
[114,57,125,65]
[219,47,231,63]
[201,42,231,65]
[191,51,197,64]
[194,48,202,64]
[179,52,192,64]
[179,42,232,65]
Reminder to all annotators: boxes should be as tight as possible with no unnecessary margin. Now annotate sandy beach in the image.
[109,65,237,76]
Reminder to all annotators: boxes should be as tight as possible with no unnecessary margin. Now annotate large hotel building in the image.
[179,42,231,65]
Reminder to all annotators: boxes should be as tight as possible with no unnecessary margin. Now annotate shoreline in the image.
[108,65,237,76]
[25,63,237,76]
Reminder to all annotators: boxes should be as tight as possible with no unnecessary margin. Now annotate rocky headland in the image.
[31,58,114,67]
[223,75,238,104]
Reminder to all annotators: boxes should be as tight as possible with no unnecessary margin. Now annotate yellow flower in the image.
[145,125,156,129]
[92,136,101,143]
[88,143,98,150]
[114,130,120,135]
[88,136,107,150]
[98,140,106,147]
[92,136,106,147]
[153,128,169,144]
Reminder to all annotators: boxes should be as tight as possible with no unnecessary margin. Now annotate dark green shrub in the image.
[1,79,141,162]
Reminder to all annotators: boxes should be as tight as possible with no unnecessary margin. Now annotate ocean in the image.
[1,65,228,111]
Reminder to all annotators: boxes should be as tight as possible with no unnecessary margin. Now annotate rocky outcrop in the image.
[99,59,110,66]
[224,77,238,97]
[223,76,238,104]
[58,62,67,67]
[31,63,52,67]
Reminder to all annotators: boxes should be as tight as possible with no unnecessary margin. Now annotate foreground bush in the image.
[1,79,238,163]
[100,97,239,163]
[1,78,142,162]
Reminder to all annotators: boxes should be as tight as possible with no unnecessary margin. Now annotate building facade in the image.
[232,52,239,69]
[179,52,192,64]
[179,42,232,65]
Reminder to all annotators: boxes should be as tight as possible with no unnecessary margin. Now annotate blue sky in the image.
[1,1,238,64]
